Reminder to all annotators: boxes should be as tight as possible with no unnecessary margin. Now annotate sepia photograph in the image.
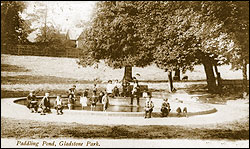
[1,1,249,148]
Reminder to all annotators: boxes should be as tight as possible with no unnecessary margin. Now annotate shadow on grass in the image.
[1,75,96,85]
[184,84,248,104]
[1,64,30,72]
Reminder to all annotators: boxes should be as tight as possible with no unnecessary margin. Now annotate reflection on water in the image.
[15,98,144,112]
[73,105,143,112]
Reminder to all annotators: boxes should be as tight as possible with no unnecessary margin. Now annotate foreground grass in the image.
[1,117,249,140]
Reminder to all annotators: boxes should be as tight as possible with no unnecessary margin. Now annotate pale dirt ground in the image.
[1,97,248,126]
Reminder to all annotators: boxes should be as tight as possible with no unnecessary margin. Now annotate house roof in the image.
[66,28,83,40]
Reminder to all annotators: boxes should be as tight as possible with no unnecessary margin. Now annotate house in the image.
[65,28,83,48]
[76,30,85,49]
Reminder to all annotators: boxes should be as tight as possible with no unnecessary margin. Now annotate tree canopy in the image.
[79,1,248,85]
[78,2,155,68]
[79,1,248,68]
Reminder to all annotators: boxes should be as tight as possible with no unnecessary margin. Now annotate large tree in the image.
[1,1,32,48]
[192,1,249,91]
[138,1,248,92]
[79,1,248,93]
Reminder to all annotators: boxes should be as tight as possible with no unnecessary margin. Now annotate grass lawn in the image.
[1,64,30,72]
[1,117,249,140]
[1,75,95,85]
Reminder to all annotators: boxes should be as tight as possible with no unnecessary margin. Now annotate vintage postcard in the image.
[1,1,249,148]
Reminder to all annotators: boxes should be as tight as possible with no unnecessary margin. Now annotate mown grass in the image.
[1,117,249,140]
[1,64,29,72]
[1,75,95,85]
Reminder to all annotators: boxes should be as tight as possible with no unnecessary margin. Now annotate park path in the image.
[1,96,248,126]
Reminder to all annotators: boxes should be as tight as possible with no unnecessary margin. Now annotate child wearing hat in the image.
[68,85,76,110]
[39,92,51,115]
[26,91,38,113]
[161,98,171,117]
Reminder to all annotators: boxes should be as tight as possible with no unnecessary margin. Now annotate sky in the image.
[22,1,97,42]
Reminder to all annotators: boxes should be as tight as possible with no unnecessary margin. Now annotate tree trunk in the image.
[242,59,248,93]
[213,63,222,91]
[173,68,180,81]
[167,70,174,92]
[202,56,217,93]
[123,66,133,82]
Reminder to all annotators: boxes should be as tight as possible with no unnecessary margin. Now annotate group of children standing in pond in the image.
[26,78,187,118]
[26,83,111,115]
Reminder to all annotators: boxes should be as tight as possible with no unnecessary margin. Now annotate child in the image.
[121,79,130,97]
[144,92,154,118]
[142,90,148,98]
[69,85,77,96]
[161,98,171,117]
[68,85,76,110]
[113,79,120,97]
[90,94,98,111]
[39,92,50,115]
[55,94,63,115]
[176,107,182,117]
[102,91,109,112]
[106,80,113,97]
[98,91,105,103]
[183,107,188,117]
[131,79,140,106]
[80,92,88,110]
[93,84,98,96]
[26,91,38,113]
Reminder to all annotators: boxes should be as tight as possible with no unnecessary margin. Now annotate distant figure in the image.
[121,79,130,97]
[26,91,38,113]
[144,92,154,118]
[90,94,98,111]
[176,107,182,117]
[182,76,188,81]
[142,90,148,98]
[68,85,76,110]
[69,85,76,96]
[98,90,105,103]
[55,94,63,115]
[40,93,51,115]
[173,76,179,81]
[113,79,120,97]
[183,107,188,117]
[102,92,109,112]
[93,84,98,96]
[161,98,171,117]
[80,92,88,110]
[131,79,140,106]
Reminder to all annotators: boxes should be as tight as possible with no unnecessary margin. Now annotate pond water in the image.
[15,97,145,112]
